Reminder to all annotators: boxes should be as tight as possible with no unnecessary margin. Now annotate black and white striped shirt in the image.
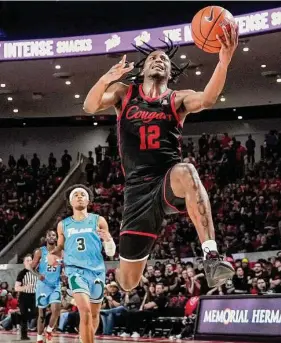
[16,269,37,294]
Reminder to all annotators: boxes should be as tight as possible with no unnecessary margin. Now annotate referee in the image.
[15,254,38,340]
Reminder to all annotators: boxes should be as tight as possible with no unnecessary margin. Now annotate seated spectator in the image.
[120,283,168,338]
[100,282,121,335]
[101,288,141,335]
[232,267,249,294]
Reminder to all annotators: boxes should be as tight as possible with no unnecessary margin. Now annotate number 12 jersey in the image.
[117,84,183,183]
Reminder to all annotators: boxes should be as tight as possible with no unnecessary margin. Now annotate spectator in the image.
[17,155,28,169]
[246,134,256,165]
[95,145,102,164]
[198,133,209,158]
[232,267,249,294]
[31,153,40,172]
[101,289,141,335]
[48,153,57,169]
[8,155,16,169]
[120,283,168,338]
[257,278,269,294]
[61,150,72,174]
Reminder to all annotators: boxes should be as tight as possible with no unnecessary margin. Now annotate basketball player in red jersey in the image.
[84,23,238,290]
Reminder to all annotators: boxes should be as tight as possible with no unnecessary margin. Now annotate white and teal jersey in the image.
[62,213,105,274]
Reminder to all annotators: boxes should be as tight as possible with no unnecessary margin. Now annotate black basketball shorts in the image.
[119,167,186,261]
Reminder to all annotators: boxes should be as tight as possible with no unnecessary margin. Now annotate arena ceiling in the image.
[0,30,280,119]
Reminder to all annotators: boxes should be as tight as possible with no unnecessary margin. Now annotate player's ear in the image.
[140,69,144,76]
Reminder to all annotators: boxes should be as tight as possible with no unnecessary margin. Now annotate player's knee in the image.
[119,278,139,292]
[79,305,91,322]
[92,311,99,322]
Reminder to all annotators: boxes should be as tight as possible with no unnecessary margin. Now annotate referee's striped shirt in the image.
[16,269,38,294]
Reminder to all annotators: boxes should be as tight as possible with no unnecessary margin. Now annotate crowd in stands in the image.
[0,151,72,250]
[1,128,281,337]
[82,130,281,261]
[1,251,281,337]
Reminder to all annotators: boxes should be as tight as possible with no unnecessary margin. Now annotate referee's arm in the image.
[15,270,32,293]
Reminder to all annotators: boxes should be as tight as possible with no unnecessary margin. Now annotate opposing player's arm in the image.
[97,216,116,257]
[50,221,64,256]
[30,249,41,270]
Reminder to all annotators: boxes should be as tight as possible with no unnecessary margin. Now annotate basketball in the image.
[191,6,236,53]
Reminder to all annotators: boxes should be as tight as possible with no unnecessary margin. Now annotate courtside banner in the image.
[195,295,281,340]
[0,6,281,60]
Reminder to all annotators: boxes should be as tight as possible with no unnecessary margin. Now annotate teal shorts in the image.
[65,266,105,304]
[36,281,61,308]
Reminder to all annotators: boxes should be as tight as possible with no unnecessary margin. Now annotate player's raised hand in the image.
[101,55,134,84]
[217,22,239,67]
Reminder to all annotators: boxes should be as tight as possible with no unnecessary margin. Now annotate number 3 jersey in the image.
[38,246,62,287]
[62,213,105,274]
[117,84,183,183]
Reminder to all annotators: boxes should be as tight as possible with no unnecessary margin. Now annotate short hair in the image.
[65,184,93,206]
[127,38,190,84]
[24,254,32,260]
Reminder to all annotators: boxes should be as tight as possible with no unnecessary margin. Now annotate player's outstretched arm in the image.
[97,216,116,257]
[83,54,133,114]
[47,222,64,266]
[181,22,238,116]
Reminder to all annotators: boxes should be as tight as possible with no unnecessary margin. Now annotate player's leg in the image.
[44,303,61,343]
[167,163,234,286]
[36,286,47,343]
[115,255,148,291]
[36,308,46,343]
[73,293,93,343]
[117,182,161,291]
[66,267,93,343]
[89,274,105,337]
[46,288,61,332]
[90,303,102,339]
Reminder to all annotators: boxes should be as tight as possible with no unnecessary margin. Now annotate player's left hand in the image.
[97,227,112,242]
[217,22,239,67]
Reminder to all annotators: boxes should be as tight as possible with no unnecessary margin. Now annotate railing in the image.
[0,152,86,263]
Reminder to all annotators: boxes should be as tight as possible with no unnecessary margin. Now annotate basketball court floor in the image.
[0,331,260,343]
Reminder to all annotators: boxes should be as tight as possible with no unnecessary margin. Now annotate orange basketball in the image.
[191,6,236,53]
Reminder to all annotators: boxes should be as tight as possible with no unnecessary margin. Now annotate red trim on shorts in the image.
[120,230,157,239]
[117,84,133,176]
[170,91,183,128]
[139,84,170,103]
[163,167,187,214]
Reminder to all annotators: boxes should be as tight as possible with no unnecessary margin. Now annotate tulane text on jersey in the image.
[62,213,105,274]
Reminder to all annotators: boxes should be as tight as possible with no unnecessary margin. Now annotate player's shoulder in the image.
[34,247,43,255]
